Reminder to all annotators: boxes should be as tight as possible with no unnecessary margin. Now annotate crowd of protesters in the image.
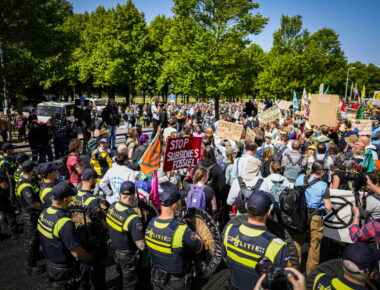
[1,97,380,289]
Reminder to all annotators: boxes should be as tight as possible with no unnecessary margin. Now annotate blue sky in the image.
[70,0,380,66]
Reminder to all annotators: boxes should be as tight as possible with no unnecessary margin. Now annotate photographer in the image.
[254,267,306,290]
[331,154,350,190]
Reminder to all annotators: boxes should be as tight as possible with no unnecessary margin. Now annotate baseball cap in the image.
[52,182,77,201]
[160,187,187,207]
[342,242,380,273]
[119,181,136,195]
[1,143,14,152]
[82,168,99,181]
[247,190,275,216]
[38,163,61,176]
[22,160,36,172]
[15,152,29,164]
[225,148,238,157]
[99,138,108,143]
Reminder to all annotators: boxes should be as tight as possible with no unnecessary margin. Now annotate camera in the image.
[256,258,292,289]
[343,170,367,192]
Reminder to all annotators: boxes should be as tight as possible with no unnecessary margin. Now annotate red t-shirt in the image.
[67,154,82,184]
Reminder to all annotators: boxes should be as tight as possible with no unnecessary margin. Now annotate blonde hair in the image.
[262,147,274,161]
[193,168,208,184]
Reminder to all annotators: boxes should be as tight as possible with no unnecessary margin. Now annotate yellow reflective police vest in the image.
[72,189,97,208]
[106,202,139,250]
[313,273,358,290]
[16,177,40,212]
[14,168,22,183]
[37,207,74,263]
[224,223,287,290]
[39,182,54,207]
[145,218,188,274]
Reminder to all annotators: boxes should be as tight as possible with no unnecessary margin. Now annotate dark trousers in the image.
[78,260,106,290]
[0,130,7,142]
[18,127,26,141]
[0,195,18,234]
[152,119,161,138]
[22,212,39,270]
[46,260,77,290]
[151,268,190,290]
[81,127,91,155]
[54,136,68,159]
[39,144,54,163]
[113,249,139,290]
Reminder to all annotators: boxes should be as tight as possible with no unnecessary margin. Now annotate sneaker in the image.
[24,266,44,276]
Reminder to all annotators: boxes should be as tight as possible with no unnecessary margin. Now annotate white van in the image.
[36,101,75,123]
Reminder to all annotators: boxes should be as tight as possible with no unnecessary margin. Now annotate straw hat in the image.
[345,135,358,147]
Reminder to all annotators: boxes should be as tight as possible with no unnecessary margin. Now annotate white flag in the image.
[319,84,324,95]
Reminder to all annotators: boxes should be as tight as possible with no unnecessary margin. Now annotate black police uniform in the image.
[223,222,290,290]
[145,217,202,290]
[313,273,368,290]
[0,166,17,236]
[16,175,41,272]
[72,189,100,209]
[38,205,80,288]
[106,200,145,290]
[39,181,55,208]
[73,188,106,290]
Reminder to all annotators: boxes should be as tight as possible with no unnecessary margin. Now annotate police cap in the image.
[247,190,274,216]
[22,160,36,172]
[82,168,99,181]
[343,242,380,273]
[52,182,77,201]
[15,152,29,164]
[38,163,61,176]
[160,187,187,207]
[119,181,136,195]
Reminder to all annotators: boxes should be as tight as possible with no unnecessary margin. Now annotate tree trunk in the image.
[125,85,130,106]
[215,96,219,120]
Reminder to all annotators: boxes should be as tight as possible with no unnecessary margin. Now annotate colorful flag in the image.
[139,133,162,179]
[351,101,360,110]
[319,84,324,95]
[353,83,358,96]
[340,99,346,112]
[324,85,330,95]
[292,90,299,111]
[356,102,365,119]
[302,88,309,106]
[368,100,373,109]
[361,85,366,101]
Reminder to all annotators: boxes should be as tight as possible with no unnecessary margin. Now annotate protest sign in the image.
[277,100,292,111]
[163,137,202,171]
[373,91,380,106]
[216,120,244,141]
[246,127,256,141]
[258,105,281,124]
[346,108,357,119]
[258,103,266,110]
[351,119,372,135]
[323,189,363,243]
[309,94,339,127]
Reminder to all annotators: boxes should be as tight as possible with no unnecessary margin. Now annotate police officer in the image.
[39,163,60,208]
[106,181,146,290]
[313,242,379,290]
[73,168,107,290]
[15,160,43,274]
[72,168,100,209]
[0,143,16,174]
[223,190,290,290]
[14,152,30,183]
[146,188,203,290]
[38,182,92,289]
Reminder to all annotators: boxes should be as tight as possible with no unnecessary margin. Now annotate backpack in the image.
[270,180,286,209]
[283,155,305,183]
[235,177,264,214]
[273,146,287,162]
[59,155,71,181]
[279,176,320,233]
[186,184,207,210]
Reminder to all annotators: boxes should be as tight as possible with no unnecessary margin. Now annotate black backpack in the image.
[279,176,320,233]
[273,146,287,162]
[235,177,264,214]
[199,163,217,185]
[59,155,71,181]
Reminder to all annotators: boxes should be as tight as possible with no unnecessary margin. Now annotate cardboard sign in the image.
[246,127,256,141]
[351,119,372,135]
[323,189,363,243]
[258,103,266,110]
[163,137,202,171]
[277,100,292,111]
[216,120,244,141]
[258,105,281,124]
[346,108,357,119]
[309,94,339,127]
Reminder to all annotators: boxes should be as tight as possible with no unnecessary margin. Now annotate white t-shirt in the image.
[227,176,263,206]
